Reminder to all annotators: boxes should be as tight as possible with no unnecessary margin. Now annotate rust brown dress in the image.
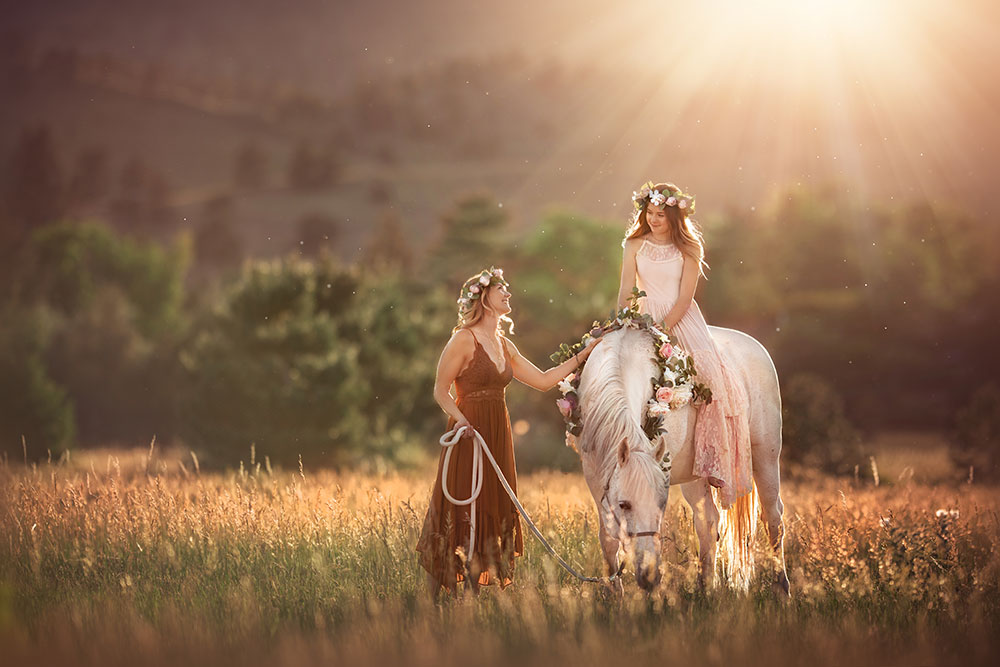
[416,332,523,590]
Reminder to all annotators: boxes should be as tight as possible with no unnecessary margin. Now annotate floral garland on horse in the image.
[550,287,713,447]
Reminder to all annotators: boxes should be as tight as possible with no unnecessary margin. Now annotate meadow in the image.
[1,445,998,667]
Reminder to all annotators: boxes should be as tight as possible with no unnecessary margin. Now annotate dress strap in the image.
[468,330,508,375]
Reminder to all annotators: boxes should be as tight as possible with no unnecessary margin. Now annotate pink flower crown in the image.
[456,266,508,313]
[631,181,696,215]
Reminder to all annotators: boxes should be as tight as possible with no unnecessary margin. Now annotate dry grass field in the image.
[1,445,998,667]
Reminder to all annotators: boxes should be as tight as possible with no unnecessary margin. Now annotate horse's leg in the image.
[598,519,624,598]
[753,445,790,597]
[681,479,720,589]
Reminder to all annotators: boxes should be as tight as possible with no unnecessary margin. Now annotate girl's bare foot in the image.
[708,476,725,489]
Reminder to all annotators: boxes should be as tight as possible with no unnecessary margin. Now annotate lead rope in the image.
[439,425,623,584]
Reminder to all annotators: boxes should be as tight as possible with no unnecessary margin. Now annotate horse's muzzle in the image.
[633,546,662,591]
[635,558,662,591]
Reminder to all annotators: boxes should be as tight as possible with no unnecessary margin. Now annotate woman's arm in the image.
[504,337,601,392]
[616,239,641,310]
[432,330,475,429]
[658,255,701,330]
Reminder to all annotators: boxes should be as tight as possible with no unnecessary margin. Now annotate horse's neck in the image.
[578,328,658,486]
[618,328,657,415]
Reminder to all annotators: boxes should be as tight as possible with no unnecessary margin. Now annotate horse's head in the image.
[602,436,670,591]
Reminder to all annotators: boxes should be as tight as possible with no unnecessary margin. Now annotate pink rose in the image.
[470,284,480,294]
[655,387,673,403]
[479,275,490,286]
[556,397,573,418]
[658,342,673,358]
[678,198,689,209]
[666,196,677,206]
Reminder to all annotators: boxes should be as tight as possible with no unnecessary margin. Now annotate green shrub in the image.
[952,383,1000,481]
[781,373,863,474]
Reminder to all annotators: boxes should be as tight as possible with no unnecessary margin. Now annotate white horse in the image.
[575,326,789,594]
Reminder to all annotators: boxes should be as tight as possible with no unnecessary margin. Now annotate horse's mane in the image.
[578,328,665,489]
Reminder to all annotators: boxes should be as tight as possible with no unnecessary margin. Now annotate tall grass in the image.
[1,449,998,666]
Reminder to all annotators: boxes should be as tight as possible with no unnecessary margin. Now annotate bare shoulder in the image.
[623,236,644,254]
[446,328,476,354]
[500,336,520,356]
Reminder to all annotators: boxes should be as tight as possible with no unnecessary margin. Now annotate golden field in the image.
[1,446,998,667]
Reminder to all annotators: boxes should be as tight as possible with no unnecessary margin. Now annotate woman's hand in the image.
[577,337,603,363]
[453,415,472,434]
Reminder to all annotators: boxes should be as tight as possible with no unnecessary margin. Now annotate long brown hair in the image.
[625,182,708,276]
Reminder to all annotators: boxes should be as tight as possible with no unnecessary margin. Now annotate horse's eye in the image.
[619,501,632,511]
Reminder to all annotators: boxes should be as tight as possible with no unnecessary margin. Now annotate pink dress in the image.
[635,238,752,507]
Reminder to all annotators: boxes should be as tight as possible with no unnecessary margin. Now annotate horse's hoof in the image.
[772,572,791,599]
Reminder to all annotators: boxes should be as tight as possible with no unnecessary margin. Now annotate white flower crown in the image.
[631,181,695,214]
[456,266,508,312]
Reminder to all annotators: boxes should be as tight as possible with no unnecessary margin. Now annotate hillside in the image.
[2,0,999,269]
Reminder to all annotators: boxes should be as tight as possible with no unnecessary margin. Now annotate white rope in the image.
[438,425,622,584]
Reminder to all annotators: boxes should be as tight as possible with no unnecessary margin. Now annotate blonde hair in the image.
[625,182,708,276]
[453,271,515,336]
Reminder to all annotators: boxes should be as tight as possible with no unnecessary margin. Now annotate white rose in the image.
[670,390,692,409]
[479,275,490,286]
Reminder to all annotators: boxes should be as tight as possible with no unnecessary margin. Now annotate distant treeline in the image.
[1,183,998,477]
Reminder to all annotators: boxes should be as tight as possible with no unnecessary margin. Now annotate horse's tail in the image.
[717,482,759,590]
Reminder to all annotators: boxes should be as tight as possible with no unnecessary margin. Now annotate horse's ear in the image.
[653,435,667,463]
[617,438,630,466]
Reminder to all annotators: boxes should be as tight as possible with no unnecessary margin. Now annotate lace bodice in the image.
[637,239,683,263]
[636,240,684,319]
[455,333,513,401]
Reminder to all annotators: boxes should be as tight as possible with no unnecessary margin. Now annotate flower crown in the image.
[457,266,508,314]
[632,181,696,215]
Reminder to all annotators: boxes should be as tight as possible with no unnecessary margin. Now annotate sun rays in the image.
[501,0,997,220]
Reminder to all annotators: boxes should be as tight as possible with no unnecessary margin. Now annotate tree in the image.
[361,209,412,272]
[234,141,268,189]
[5,125,65,233]
[67,147,111,211]
[295,212,339,258]
[178,258,454,467]
[109,157,173,235]
[179,259,366,466]
[0,307,75,459]
[287,141,339,190]
[11,222,189,445]
[425,193,509,285]
[781,373,863,475]
[194,195,244,269]
[952,383,1000,481]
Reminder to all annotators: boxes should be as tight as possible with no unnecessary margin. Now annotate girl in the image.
[617,183,752,508]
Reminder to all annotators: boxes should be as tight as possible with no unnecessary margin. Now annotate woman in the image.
[617,182,752,508]
[417,266,599,594]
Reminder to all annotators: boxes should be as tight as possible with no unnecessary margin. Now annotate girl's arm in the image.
[616,239,641,310]
[504,337,601,392]
[658,255,701,330]
[432,329,476,429]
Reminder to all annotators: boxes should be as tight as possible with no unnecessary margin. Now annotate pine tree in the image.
[362,209,412,272]
[5,125,65,232]
[425,193,508,284]
[234,141,268,189]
